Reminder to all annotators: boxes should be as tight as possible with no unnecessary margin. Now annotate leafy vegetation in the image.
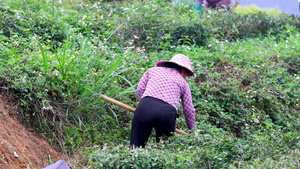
[235,5,283,16]
[0,0,299,168]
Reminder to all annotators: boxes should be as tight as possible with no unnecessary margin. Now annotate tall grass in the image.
[39,43,48,75]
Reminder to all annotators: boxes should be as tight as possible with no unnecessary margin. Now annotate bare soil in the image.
[0,95,62,169]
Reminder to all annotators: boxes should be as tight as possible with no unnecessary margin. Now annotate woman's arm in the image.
[181,84,195,130]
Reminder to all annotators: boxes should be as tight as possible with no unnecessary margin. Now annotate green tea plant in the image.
[88,126,300,168]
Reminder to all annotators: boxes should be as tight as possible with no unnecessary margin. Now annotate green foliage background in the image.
[0,0,299,168]
[235,5,283,16]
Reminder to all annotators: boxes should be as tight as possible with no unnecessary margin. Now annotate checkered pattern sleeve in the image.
[181,84,195,130]
[137,67,195,130]
[137,70,149,100]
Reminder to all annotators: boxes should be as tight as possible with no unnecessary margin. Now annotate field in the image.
[0,0,300,168]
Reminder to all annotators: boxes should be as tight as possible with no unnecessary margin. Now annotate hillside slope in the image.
[0,96,61,169]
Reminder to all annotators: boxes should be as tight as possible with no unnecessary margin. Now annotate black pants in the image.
[130,96,177,148]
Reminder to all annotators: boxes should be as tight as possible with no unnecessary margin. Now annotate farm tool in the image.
[231,0,241,12]
[99,94,187,135]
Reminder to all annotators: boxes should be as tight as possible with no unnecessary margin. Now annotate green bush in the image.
[1,0,299,51]
[88,127,300,168]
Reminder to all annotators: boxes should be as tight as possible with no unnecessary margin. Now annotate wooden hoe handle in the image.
[100,94,136,112]
[100,94,187,135]
[231,1,239,12]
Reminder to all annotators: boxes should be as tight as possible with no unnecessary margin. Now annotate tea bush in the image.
[1,0,299,51]
[89,127,300,168]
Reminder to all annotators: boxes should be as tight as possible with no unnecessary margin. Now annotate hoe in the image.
[100,94,187,135]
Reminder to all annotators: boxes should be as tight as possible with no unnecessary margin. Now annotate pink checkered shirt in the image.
[137,67,195,129]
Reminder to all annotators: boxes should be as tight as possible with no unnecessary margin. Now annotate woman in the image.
[195,0,232,11]
[130,54,196,148]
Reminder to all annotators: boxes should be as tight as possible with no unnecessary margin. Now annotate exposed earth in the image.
[0,94,62,169]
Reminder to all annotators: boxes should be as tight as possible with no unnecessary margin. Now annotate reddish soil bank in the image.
[0,96,62,169]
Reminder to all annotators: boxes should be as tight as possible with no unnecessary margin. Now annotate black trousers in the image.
[130,96,177,148]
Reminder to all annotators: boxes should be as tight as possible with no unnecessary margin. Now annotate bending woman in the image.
[130,54,196,148]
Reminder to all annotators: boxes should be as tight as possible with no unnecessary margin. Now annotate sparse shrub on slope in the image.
[189,28,300,137]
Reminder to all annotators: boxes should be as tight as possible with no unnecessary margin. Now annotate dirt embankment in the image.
[0,95,62,169]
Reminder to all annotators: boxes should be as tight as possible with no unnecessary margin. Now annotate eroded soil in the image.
[0,95,62,169]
